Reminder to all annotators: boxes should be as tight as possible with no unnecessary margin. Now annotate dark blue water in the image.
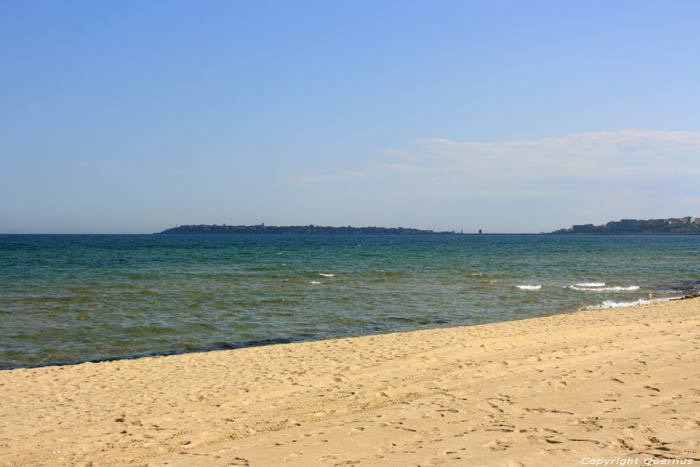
[1,234,699,369]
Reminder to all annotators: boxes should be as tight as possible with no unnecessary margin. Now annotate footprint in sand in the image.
[482,439,510,451]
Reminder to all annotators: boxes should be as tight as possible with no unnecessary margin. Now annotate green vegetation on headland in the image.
[159,224,457,235]
[552,217,700,235]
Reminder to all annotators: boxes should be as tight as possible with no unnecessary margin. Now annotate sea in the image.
[1,234,699,370]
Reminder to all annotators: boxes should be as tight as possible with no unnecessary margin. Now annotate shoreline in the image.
[3,292,697,372]
[1,297,699,466]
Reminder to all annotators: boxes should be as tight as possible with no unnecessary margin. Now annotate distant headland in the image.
[159,224,458,235]
[552,216,700,235]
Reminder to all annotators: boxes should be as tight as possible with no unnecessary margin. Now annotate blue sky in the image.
[1,0,699,233]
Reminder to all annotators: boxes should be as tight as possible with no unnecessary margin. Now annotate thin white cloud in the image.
[285,129,700,232]
[295,129,700,186]
[397,129,700,182]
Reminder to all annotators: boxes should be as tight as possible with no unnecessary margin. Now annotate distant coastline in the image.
[158,217,700,235]
[159,224,459,235]
[552,216,700,235]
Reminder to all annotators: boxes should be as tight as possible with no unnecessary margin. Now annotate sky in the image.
[1,0,699,233]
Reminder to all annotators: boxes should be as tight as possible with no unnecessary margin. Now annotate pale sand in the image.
[1,299,699,467]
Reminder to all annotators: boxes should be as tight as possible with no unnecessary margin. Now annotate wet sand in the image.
[1,298,699,466]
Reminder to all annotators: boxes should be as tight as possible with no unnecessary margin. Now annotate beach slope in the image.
[1,298,699,466]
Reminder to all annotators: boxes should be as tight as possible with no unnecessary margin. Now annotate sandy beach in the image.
[1,298,698,467]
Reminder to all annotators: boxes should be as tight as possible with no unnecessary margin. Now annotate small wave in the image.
[570,285,640,292]
[575,282,605,287]
[318,273,335,278]
[309,281,321,285]
[585,297,675,310]
[516,284,542,290]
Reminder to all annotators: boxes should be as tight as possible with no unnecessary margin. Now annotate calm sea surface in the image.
[1,234,699,369]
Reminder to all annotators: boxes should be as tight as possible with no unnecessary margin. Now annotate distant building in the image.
[553,216,700,235]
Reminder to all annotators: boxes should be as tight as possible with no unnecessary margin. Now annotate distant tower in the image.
[478,229,483,234]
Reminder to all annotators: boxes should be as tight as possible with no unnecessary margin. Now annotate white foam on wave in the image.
[570,285,640,292]
[318,273,335,278]
[584,297,676,310]
[309,281,321,285]
[576,282,605,287]
[516,284,542,290]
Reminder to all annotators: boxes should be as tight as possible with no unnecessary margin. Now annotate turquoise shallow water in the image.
[1,234,699,369]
